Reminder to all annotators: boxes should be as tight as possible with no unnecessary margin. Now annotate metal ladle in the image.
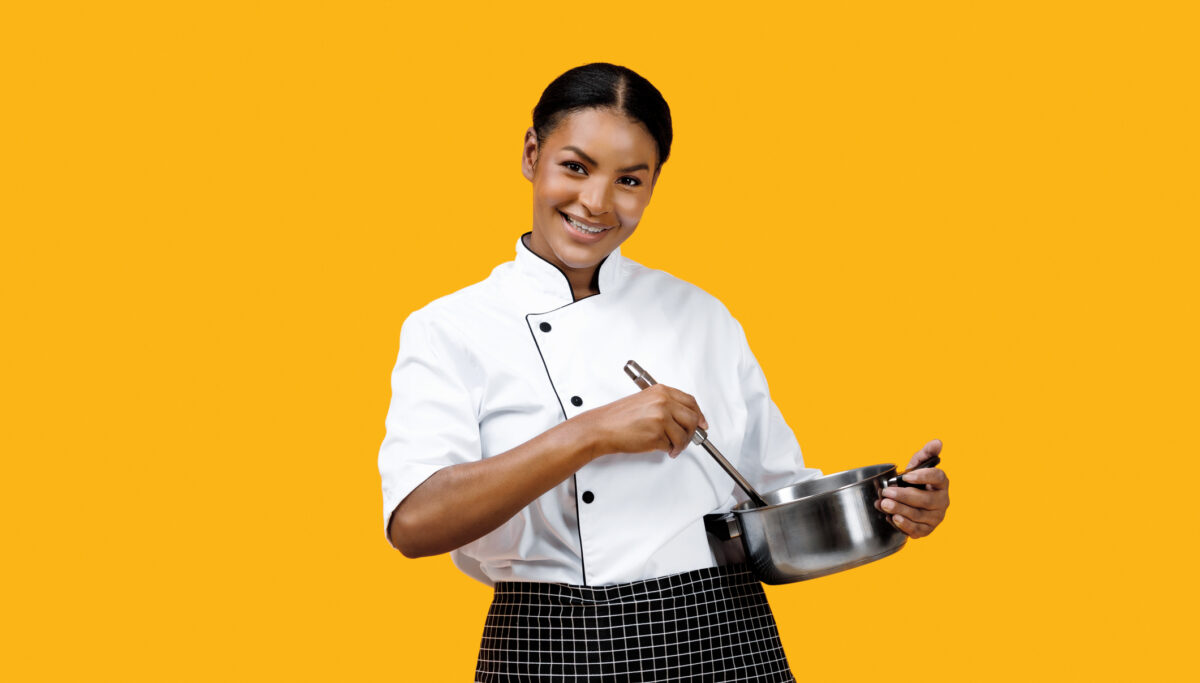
[624,360,770,507]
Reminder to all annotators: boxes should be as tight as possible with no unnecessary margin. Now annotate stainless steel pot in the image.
[704,461,937,584]
[623,360,940,585]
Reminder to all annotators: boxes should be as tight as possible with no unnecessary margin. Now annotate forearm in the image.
[388,417,597,558]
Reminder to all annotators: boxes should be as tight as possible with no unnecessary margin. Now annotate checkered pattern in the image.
[475,564,795,682]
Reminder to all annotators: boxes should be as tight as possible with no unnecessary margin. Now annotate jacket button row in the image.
[570,396,583,407]
[539,322,551,332]
[582,491,595,504]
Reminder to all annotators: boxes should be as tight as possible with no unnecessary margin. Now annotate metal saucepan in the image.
[703,458,940,584]
[624,360,942,585]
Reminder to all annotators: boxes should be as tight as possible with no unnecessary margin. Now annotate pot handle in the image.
[884,454,942,488]
[703,512,741,541]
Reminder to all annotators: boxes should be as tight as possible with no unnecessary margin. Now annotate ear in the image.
[521,127,539,182]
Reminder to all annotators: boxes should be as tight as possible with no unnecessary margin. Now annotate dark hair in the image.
[532,63,673,171]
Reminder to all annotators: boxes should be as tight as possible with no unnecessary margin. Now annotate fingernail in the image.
[882,488,896,498]
[882,499,894,512]
[894,515,904,524]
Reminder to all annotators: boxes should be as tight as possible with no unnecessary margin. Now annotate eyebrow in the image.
[562,146,650,174]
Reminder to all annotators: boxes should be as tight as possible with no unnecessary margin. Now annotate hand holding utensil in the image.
[624,360,769,508]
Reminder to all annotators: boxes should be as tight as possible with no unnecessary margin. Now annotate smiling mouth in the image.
[560,211,616,235]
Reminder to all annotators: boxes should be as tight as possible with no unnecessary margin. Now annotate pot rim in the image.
[732,463,898,513]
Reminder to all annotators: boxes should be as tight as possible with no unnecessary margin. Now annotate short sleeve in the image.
[378,311,483,549]
[731,316,823,496]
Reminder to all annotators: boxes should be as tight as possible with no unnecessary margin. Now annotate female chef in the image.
[378,62,950,681]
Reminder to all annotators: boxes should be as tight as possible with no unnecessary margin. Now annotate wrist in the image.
[559,412,606,464]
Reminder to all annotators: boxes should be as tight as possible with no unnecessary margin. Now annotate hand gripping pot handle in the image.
[883,454,941,488]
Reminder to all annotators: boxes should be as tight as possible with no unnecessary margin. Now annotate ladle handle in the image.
[885,454,942,489]
[623,360,769,508]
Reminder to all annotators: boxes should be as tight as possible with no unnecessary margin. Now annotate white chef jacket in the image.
[378,233,821,587]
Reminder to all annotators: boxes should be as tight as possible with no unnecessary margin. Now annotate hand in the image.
[574,384,709,460]
[874,439,949,538]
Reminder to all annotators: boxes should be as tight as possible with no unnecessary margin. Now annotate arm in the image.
[728,315,950,536]
[729,315,822,493]
[388,418,592,557]
[388,383,709,558]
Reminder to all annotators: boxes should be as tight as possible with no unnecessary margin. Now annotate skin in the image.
[521,107,659,300]
[390,383,708,558]
[877,439,950,538]
[388,107,949,557]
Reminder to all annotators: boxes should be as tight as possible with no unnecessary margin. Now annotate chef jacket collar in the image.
[514,232,625,304]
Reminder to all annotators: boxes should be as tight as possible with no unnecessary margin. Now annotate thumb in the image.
[905,439,943,470]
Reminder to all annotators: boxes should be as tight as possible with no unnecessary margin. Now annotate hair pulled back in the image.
[532,63,673,171]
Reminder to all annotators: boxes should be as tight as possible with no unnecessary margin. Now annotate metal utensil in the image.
[706,455,947,583]
[623,360,769,508]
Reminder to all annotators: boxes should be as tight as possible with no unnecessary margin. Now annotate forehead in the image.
[544,108,657,167]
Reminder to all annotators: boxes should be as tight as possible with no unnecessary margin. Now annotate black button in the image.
[582,491,595,504]
[539,322,551,332]
[570,396,583,407]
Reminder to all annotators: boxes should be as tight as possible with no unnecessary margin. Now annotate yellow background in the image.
[3,1,1196,680]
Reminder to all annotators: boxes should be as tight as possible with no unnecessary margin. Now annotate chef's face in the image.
[522,107,659,273]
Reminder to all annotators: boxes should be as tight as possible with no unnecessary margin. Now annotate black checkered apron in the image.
[475,564,795,682]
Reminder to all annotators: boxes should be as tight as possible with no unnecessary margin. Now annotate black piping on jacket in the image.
[519,231,611,585]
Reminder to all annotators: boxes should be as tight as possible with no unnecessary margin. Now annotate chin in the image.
[554,244,609,270]
[532,213,635,270]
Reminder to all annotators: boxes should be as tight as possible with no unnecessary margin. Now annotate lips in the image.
[560,211,615,234]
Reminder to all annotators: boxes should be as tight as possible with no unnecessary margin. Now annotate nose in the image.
[578,177,613,216]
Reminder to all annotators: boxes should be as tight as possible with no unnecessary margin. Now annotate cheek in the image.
[615,194,649,223]
[535,175,574,208]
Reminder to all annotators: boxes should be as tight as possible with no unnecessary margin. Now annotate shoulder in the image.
[400,263,512,337]
[393,275,499,365]
[407,279,489,322]
[621,257,738,322]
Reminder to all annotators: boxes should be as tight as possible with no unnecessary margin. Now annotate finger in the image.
[881,485,947,511]
[663,386,708,431]
[899,467,949,491]
[664,420,689,458]
[891,514,934,538]
[878,497,942,525]
[668,403,702,442]
[905,438,943,470]
[643,385,700,433]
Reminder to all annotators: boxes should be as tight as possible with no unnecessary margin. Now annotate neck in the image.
[569,273,599,301]
[523,232,604,301]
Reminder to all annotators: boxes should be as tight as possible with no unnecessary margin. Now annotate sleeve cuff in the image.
[381,462,450,551]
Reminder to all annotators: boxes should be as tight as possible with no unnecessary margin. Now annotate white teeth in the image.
[563,213,609,234]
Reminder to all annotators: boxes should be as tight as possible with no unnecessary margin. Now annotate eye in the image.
[562,161,587,174]
[617,176,642,187]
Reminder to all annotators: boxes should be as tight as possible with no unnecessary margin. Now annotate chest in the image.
[461,289,748,473]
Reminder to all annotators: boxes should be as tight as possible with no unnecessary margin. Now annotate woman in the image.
[379,63,950,681]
